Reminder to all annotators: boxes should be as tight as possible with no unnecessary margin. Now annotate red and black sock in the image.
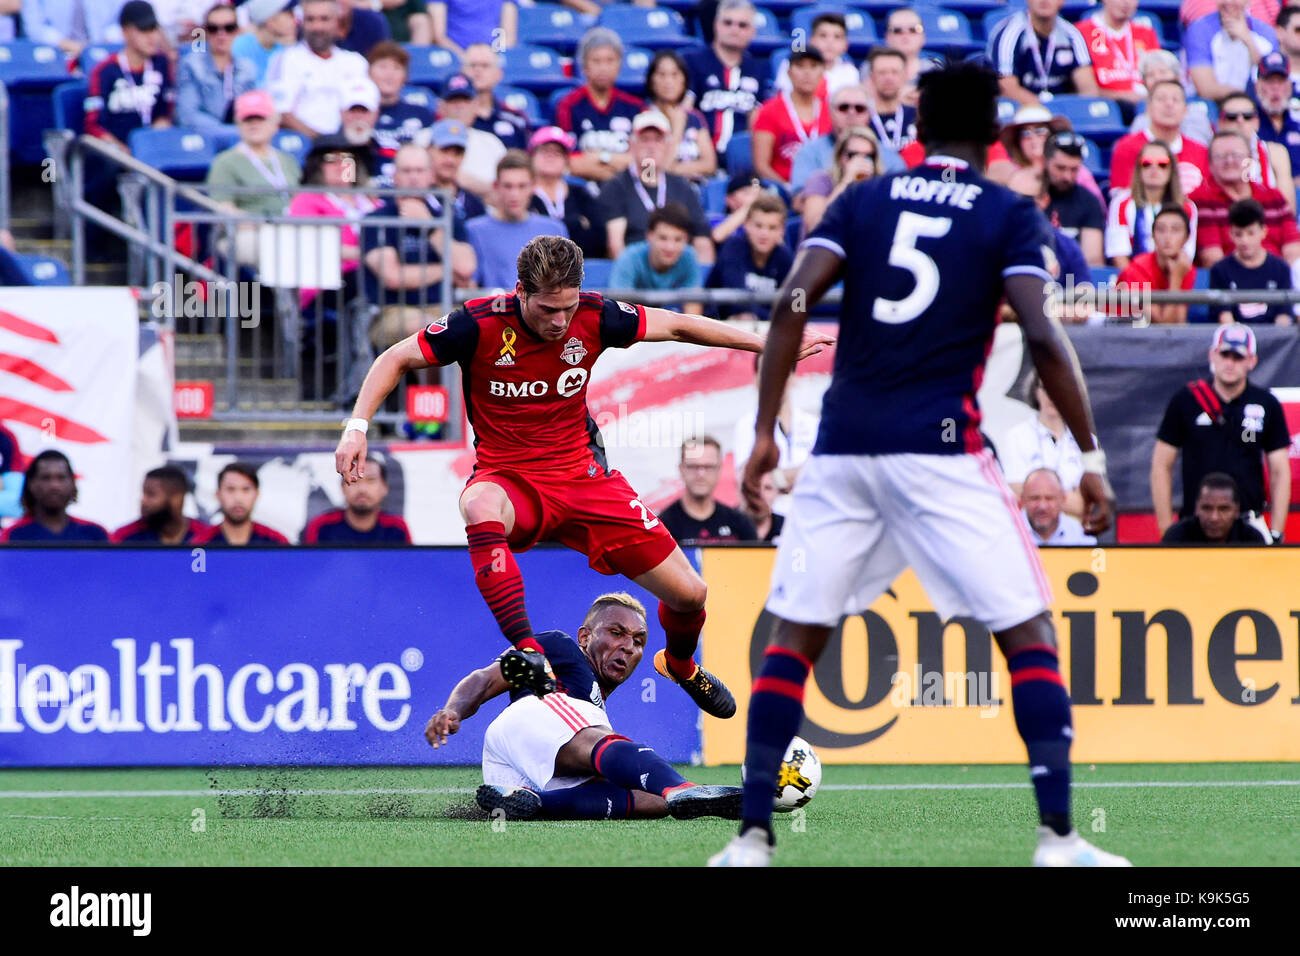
[590,734,690,798]
[740,646,812,836]
[658,603,706,681]
[1007,644,1073,837]
[466,521,537,651]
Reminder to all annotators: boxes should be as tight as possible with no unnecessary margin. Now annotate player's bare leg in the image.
[993,613,1131,866]
[633,547,737,718]
[459,482,554,696]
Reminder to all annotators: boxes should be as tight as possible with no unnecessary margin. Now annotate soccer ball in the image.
[773,736,821,812]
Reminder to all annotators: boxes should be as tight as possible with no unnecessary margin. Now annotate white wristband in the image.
[1081,449,1107,475]
[344,418,369,435]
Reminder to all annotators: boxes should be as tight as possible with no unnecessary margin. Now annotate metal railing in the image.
[0,83,10,234]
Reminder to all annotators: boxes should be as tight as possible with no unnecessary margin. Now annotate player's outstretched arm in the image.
[640,307,834,360]
[1004,273,1115,535]
[335,334,433,483]
[425,662,511,749]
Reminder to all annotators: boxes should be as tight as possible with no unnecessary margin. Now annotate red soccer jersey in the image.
[752,92,832,183]
[1109,130,1210,195]
[418,292,647,477]
[1075,15,1161,95]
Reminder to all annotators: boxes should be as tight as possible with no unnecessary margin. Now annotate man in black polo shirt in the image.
[658,437,757,545]
[1162,473,1268,544]
[1044,132,1105,266]
[1151,324,1291,542]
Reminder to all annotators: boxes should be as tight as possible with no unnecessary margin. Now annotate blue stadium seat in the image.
[1080,135,1106,180]
[548,85,577,122]
[52,80,87,133]
[1051,95,1126,143]
[725,131,753,177]
[785,215,802,249]
[499,44,569,93]
[272,130,312,164]
[1132,13,1165,44]
[518,3,590,55]
[78,43,123,76]
[748,7,790,55]
[981,6,1016,40]
[596,6,692,50]
[1133,98,1220,127]
[129,128,223,180]
[404,46,461,89]
[496,85,543,127]
[400,84,435,110]
[997,97,1020,125]
[702,176,729,215]
[789,6,878,56]
[614,46,656,92]
[9,254,71,286]
[1091,265,1118,287]
[0,41,70,88]
[584,258,613,289]
[914,8,980,55]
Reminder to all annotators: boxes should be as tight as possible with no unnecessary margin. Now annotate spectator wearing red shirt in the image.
[1190,130,1300,266]
[1075,0,1162,117]
[193,463,290,546]
[1110,81,1211,196]
[1116,205,1197,323]
[303,456,412,544]
[1106,139,1199,269]
[751,50,830,186]
[1216,89,1296,212]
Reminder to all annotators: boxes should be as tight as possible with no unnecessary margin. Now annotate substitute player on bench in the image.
[712,61,1131,867]
[425,591,743,821]
[337,235,832,716]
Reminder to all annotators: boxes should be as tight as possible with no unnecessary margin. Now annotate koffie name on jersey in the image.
[488,367,589,399]
[890,175,983,209]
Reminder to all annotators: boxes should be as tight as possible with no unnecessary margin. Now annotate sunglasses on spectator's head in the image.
[1221,109,1257,121]
[205,22,238,33]
[836,102,869,113]
[1140,157,1171,168]
[1048,131,1086,155]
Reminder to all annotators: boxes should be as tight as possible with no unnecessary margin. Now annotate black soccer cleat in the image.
[653,651,737,719]
[499,648,556,697]
[665,785,744,821]
[476,784,542,821]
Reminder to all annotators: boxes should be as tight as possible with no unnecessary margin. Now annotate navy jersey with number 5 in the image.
[803,157,1055,456]
[502,630,608,710]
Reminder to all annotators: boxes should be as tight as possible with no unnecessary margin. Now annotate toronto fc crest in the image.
[560,336,588,366]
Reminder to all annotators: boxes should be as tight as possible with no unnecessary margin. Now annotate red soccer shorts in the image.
[465,462,678,579]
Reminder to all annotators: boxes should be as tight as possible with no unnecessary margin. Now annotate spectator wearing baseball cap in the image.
[232,0,299,87]
[437,71,506,198]
[599,110,713,264]
[426,118,487,225]
[751,49,831,186]
[528,126,607,258]
[267,0,371,136]
[337,76,389,182]
[1151,322,1291,542]
[176,2,258,131]
[85,1,174,152]
[336,0,391,57]
[555,27,645,183]
[1254,50,1300,178]
[710,170,764,246]
[368,43,436,161]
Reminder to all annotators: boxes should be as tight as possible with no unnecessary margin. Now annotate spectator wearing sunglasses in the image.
[1216,88,1296,211]
[1254,48,1300,180]
[1045,131,1107,266]
[881,7,945,105]
[1190,130,1300,267]
[789,84,904,195]
[171,3,264,130]
[989,106,1105,205]
[1106,140,1198,269]
[1184,0,1277,103]
[1110,80,1212,195]
[986,0,1098,106]
[773,12,860,97]
[799,126,882,236]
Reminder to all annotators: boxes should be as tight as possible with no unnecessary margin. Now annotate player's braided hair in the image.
[582,592,648,632]
[915,60,1000,148]
[516,235,585,295]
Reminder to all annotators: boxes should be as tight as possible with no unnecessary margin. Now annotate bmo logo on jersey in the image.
[489,368,589,399]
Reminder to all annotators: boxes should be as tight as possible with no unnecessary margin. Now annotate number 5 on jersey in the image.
[630,498,660,530]
[874,211,953,324]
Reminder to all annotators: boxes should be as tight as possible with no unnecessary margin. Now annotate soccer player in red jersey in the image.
[336,235,832,716]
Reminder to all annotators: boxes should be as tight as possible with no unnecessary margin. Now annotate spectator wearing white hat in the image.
[233,0,298,87]
[176,2,258,131]
[268,0,371,136]
[338,75,388,182]
[527,126,606,258]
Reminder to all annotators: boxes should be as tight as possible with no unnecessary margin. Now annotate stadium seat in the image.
[547,85,577,122]
[0,41,70,88]
[1132,97,1220,127]
[601,46,655,93]
[749,7,790,54]
[400,84,435,110]
[78,43,123,76]
[1132,13,1165,44]
[584,257,613,289]
[496,85,543,127]
[517,3,590,55]
[785,215,802,249]
[914,8,980,55]
[789,6,878,56]
[1080,135,1106,180]
[596,6,692,50]
[725,131,753,177]
[701,176,729,215]
[272,130,312,164]
[1091,265,1118,288]
[129,127,223,181]
[404,46,461,89]
[1050,96,1126,143]
[997,97,1019,124]
[9,254,71,286]
[52,80,88,133]
[499,44,569,93]
[981,6,1016,39]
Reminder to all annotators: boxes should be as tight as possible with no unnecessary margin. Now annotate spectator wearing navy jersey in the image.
[303,456,411,543]
[335,0,391,57]
[195,462,290,545]
[1185,0,1277,102]
[1255,50,1300,181]
[609,203,703,314]
[599,111,713,264]
[556,28,644,183]
[1162,472,1269,543]
[987,0,1097,106]
[1191,130,1300,267]
[1005,167,1093,321]
[659,437,757,545]
[645,50,718,182]
[683,0,766,155]
[707,193,792,322]
[437,72,506,198]
[175,2,257,131]
[710,171,764,246]
[467,151,569,290]
[882,7,945,103]
[0,451,110,544]
[113,465,213,544]
[864,49,917,156]
[369,43,436,161]
[462,43,530,152]
[1209,198,1298,324]
[85,1,175,152]
[528,126,606,259]
[428,0,516,58]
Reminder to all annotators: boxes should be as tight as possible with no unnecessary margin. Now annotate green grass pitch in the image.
[1,763,1295,866]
